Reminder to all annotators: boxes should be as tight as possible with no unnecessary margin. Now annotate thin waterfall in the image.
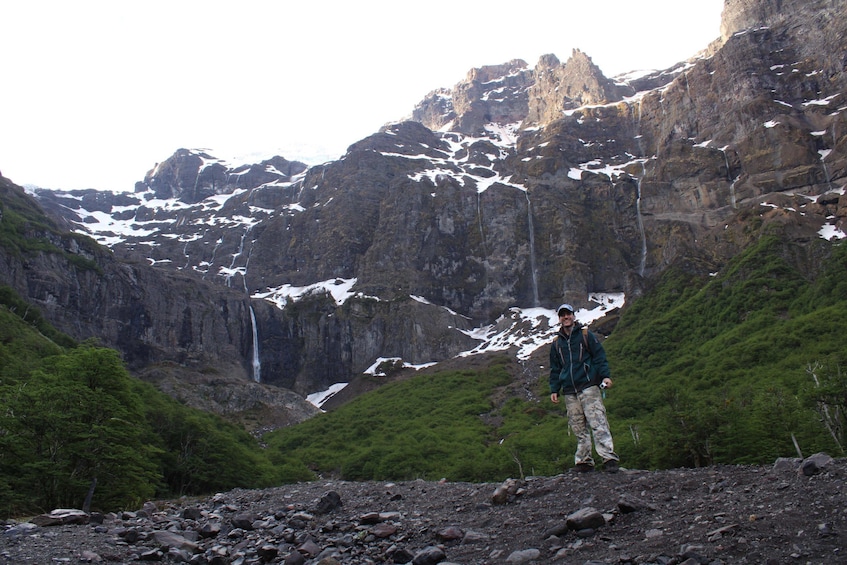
[224,229,250,288]
[249,304,261,383]
[203,235,223,281]
[729,179,738,209]
[240,229,261,383]
[820,149,834,191]
[636,162,648,277]
[225,225,262,383]
[633,100,648,277]
[720,146,738,209]
[525,192,540,307]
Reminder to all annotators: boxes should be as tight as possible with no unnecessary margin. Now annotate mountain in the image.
[5,0,846,429]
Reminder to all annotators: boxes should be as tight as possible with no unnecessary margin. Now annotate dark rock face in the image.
[11,0,847,419]
[0,177,319,425]
[140,149,309,203]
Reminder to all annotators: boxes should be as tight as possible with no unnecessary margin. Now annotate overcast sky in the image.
[1,0,724,191]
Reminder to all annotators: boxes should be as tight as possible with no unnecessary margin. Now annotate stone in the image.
[231,513,257,530]
[197,522,221,538]
[412,545,447,565]
[800,452,834,476]
[505,548,541,563]
[152,530,199,553]
[436,526,464,541]
[315,491,343,514]
[182,507,203,520]
[30,509,90,527]
[390,547,415,563]
[297,539,321,558]
[283,552,306,565]
[80,550,102,562]
[370,522,397,538]
[566,507,606,531]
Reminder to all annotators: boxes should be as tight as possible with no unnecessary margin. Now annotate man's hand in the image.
[602,378,613,389]
[550,392,559,404]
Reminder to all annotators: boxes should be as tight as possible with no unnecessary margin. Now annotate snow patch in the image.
[254,278,358,309]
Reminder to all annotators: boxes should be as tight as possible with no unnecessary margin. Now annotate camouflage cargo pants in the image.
[564,385,618,466]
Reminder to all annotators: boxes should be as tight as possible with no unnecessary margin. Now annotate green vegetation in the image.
[264,361,578,481]
[0,291,280,518]
[604,236,847,468]
[269,364,497,480]
[265,236,847,480]
[0,184,101,272]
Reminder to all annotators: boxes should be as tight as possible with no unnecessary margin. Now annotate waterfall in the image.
[636,163,648,277]
[225,225,261,383]
[249,304,261,383]
[820,149,834,191]
[729,180,738,209]
[525,192,540,307]
[635,99,646,157]
[204,235,223,280]
[720,147,738,209]
[224,228,251,288]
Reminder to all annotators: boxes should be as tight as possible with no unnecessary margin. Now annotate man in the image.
[549,303,620,473]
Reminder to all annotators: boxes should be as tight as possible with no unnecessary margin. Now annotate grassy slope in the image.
[266,236,847,479]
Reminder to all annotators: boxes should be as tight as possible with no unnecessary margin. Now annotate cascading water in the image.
[203,235,223,280]
[240,233,261,384]
[224,229,250,288]
[525,192,540,307]
[636,162,648,277]
[633,99,649,277]
[820,148,834,191]
[720,146,738,209]
[249,305,261,383]
[225,225,262,383]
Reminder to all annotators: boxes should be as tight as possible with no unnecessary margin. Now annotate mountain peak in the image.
[139,148,307,204]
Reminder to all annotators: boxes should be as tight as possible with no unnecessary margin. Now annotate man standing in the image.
[549,303,620,473]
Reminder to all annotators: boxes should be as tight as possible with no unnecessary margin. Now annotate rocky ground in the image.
[1,454,844,565]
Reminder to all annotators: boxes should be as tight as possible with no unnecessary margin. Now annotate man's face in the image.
[558,310,575,329]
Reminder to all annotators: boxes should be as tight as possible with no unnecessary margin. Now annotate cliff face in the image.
[10,0,847,417]
[0,177,319,425]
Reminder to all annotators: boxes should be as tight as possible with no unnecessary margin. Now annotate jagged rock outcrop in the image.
[412,59,533,134]
[139,149,308,203]
[524,50,633,126]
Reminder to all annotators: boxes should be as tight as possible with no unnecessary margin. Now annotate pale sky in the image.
[1,0,724,191]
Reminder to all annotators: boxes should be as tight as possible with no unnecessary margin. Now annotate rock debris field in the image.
[1,454,844,565]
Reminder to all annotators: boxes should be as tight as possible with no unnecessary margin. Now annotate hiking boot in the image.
[603,460,620,473]
[571,463,594,473]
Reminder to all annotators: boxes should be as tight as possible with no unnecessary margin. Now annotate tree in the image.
[3,345,160,511]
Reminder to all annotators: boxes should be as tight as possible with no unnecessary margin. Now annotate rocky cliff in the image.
[0,177,318,427]
[10,0,847,426]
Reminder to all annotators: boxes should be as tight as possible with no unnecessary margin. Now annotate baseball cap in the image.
[557,304,574,315]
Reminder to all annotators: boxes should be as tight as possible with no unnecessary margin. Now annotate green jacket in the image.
[549,324,610,395]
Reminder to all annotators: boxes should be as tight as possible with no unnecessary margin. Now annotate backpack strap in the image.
[555,327,593,363]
